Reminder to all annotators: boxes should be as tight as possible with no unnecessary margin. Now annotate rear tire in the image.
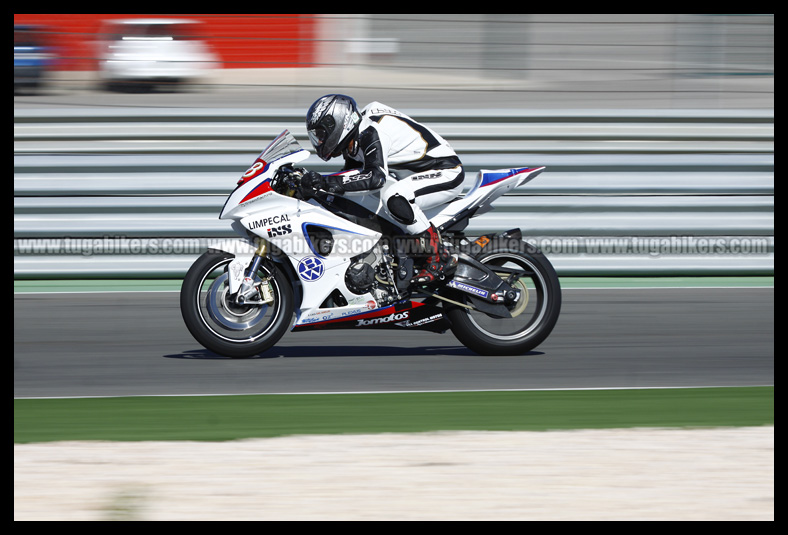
[445,243,561,355]
[180,250,294,358]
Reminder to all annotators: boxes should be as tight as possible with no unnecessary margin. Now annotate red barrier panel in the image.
[13,13,315,70]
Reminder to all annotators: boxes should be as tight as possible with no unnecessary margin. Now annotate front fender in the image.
[206,237,302,308]
[206,238,258,295]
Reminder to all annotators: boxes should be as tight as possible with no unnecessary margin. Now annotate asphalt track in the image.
[13,286,774,399]
[13,75,774,400]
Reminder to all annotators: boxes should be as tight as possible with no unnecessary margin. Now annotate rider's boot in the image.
[411,224,458,284]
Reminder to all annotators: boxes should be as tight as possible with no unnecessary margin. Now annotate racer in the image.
[302,94,465,284]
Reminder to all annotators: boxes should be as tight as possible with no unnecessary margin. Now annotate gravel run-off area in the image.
[14,426,774,521]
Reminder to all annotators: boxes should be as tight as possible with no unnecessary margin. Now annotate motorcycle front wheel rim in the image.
[194,257,284,344]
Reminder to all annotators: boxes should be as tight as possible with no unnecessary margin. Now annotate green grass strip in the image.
[14,387,773,444]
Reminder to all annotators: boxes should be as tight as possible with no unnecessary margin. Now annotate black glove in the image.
[323,175,346,195]
[301,170,345,196]
[301,170,325,192]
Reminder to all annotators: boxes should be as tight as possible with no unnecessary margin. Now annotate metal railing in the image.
[13,108,774,278]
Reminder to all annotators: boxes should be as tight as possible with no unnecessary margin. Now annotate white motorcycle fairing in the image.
[212,130,544,334]
[181,129,562,358]
[212,131,449,333]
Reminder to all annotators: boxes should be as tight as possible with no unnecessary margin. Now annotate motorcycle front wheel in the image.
[445,243,561,355]
[180,250,294,358]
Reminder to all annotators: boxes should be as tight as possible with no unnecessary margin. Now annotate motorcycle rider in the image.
[302,94,465,284]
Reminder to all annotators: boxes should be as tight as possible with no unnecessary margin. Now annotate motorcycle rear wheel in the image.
[445,243,561,355]
[180,250,294,358]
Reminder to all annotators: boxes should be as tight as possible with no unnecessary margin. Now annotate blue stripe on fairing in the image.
[480,167,531,187]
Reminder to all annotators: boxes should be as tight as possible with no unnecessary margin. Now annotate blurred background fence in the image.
[13,107,773,278]
[13,14,773,279]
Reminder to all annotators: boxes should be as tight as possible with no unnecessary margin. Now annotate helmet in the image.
[306,94,361,161]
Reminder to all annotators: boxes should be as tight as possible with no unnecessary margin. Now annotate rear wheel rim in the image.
[464,253,549,341]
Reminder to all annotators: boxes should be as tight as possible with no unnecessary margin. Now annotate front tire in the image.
[445,243,561,355]
[180,250,294,358]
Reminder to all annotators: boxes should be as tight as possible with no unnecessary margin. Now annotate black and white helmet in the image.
[306,94,361,161]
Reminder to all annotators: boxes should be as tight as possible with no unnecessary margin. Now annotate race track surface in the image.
[13,287,774,398]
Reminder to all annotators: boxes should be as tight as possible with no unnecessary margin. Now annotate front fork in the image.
[227,240,275,306]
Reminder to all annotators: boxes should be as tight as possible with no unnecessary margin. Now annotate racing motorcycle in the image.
[180,130,561,358]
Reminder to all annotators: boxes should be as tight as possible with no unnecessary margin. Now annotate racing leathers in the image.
[308,102,465,284]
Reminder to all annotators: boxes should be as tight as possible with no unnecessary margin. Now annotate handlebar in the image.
[271,166,306,198]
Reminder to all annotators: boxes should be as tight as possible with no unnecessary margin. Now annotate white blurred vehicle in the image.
[96,18,220,91]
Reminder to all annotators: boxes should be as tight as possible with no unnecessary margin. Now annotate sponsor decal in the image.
[291,302,442,331]
[395,313,444,328]
[297,301,379,326]
[356,311,409,327]
[266,224,292,238]
[247,214,293,238]
[412,171,443,180]
[303,308,332,318]
[239,191,273,206]
[341,172,374,185]
[345,298,379,310]
[368,106,400,116]
[298,309,336,324]
[298,316,327,324]
[297,256,325,282]
[448,280,489,299]
[248,213,291,229]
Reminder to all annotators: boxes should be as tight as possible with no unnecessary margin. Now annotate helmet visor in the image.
[307,115,337,160]
[307,127,326,150]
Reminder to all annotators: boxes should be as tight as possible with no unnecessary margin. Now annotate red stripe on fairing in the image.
[240,180,272,203]
[303,302,426,326]
[237,159,269,186]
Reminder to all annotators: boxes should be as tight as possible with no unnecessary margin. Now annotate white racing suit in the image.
[329,102,465,282]
[333,102,465,233]
[324,102,465,234]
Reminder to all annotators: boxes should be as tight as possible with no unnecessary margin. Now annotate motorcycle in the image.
[180,130,561,358]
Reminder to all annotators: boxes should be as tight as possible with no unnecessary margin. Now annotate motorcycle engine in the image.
[345,261,376,294]
[344,247,400,306]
